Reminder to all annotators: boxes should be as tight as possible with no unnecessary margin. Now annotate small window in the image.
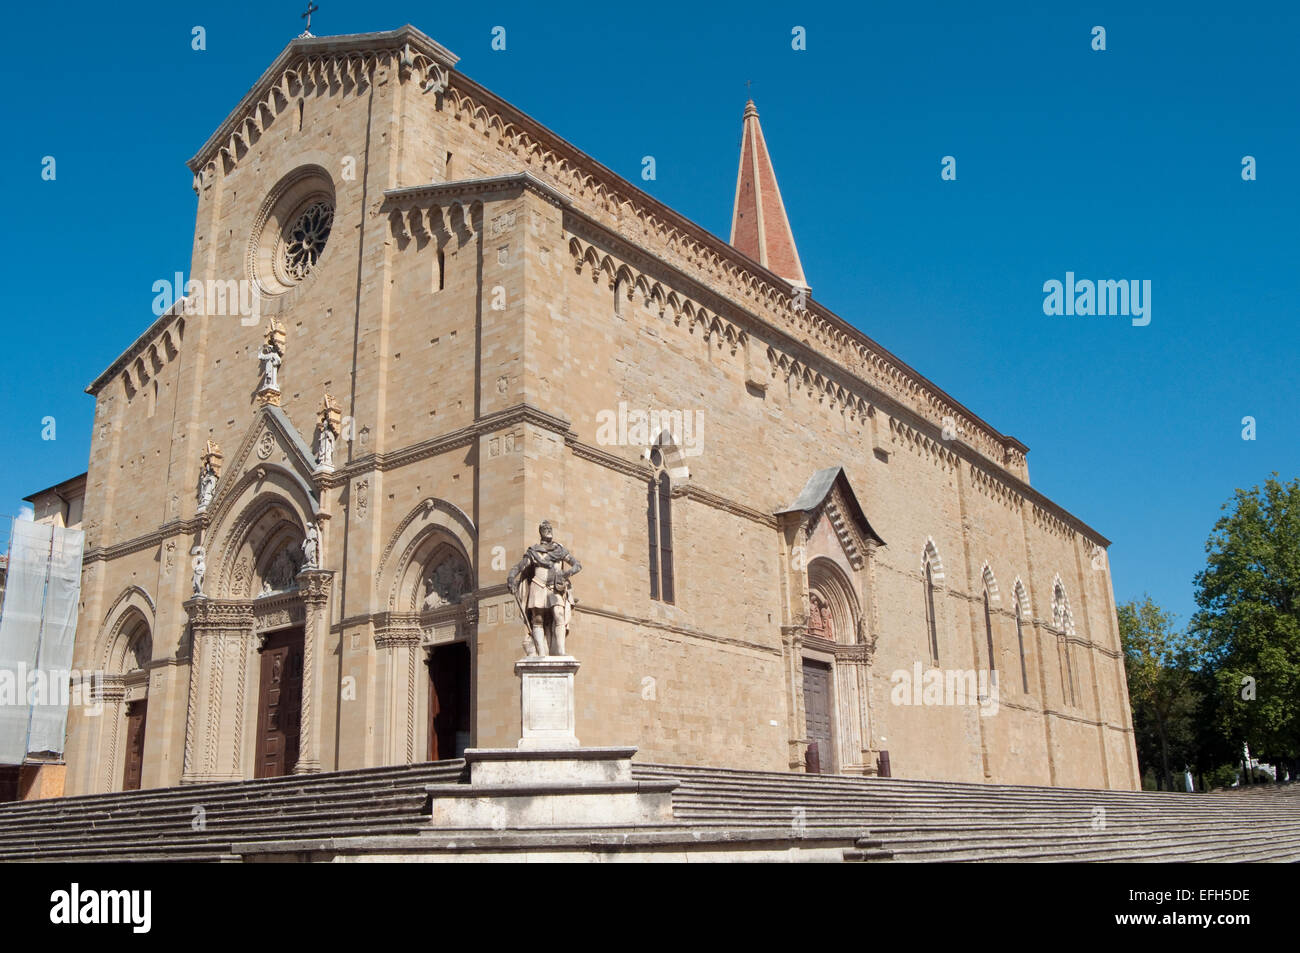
[983,589,996,674]
[647,444,675,604]
[1015,600,1029,693]
[924,562,939,663]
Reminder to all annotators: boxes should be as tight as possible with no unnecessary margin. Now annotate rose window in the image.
[282,202,333,280]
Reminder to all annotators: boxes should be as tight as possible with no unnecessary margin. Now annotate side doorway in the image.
[802,659,835,774]
[428,642,471,761]
[122,699,148,791]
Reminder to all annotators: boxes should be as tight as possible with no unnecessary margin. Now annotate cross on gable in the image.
[301,1,319,36]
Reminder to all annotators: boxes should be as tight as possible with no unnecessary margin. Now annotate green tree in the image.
[1119,597,1203,791]
[1192,475,1300,778]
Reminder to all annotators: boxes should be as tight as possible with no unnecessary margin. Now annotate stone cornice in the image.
[85,300,186,397]
[429,75,1034,472]
[321,402,573,484]
[187,26,458,175]
[673,484,778,529]
[574,602,781,657]
[382,171,570,213]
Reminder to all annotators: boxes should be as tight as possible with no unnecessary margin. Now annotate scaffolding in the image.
[0,514,85,765]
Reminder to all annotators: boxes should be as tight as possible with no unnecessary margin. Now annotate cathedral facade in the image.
[63,25,1139,796]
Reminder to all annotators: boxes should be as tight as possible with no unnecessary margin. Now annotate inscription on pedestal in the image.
[526,676,569,732]
[515,656,580,748]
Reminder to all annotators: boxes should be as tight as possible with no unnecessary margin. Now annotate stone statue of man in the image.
[197,461,218,509]
[316,425,335,468]
[301,522,320,570]
[191,546,206,597]
[507,520,581,657]
[257,343,282,391]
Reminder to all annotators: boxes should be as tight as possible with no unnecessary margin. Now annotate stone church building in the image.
[62,25,1139,796]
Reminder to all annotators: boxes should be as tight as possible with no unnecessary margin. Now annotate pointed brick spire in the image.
[730,100,808,290]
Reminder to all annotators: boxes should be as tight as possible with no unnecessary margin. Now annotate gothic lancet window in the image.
[647,441,675,604]
[983,589,996,674]
[1015,597,1030,694]
[924,562,939,663]
[1053,581,1078,706]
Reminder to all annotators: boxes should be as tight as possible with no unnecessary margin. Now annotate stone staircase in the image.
[0,762,466,862]
[632,763,1300,862]
[3,759,1297,862]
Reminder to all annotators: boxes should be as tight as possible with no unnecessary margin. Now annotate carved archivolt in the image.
[806,557,860,647]
[97,587,156,674]
[376,499,476,613]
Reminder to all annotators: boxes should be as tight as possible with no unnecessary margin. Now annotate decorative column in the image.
[294,569,334,774]
[181,599,255,783]
[97,678,126,793]
[376,625,421,765]
[833,645,871,775]
[780,623,808,771]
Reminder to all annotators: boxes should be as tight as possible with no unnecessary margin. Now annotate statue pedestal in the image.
[515,656,579,749]
[424,655,678,829]
[425,746,677,829]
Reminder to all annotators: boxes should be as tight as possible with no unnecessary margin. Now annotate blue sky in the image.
[0,1,1295,629]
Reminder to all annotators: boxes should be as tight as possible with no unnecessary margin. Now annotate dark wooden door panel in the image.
[122,699,148,791]
[255,629,303,778]
[802,660,833,775]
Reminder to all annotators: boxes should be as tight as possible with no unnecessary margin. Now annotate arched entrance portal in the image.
[94,589,155,793]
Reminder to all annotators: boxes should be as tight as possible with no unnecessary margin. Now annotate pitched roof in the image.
[776,466,885,548]
[729,100,808,290]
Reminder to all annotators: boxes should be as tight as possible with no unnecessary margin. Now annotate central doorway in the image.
[428,641,470,761]
[255,627,304,778]
[802,659,834,774]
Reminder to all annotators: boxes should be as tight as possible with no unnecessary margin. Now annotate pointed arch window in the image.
[1053,581,1078,706]
[1014,597,1029,694]
[982,588,996,675]
[647,438,674,604]
[924,561,939,663]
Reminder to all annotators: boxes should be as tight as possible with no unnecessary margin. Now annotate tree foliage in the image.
[1191,475,1300,765]
[1119,596,1202,790]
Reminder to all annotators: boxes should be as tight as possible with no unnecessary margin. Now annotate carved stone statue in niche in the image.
[315,393,341,469]
[129,633,153,672]
[256,319,287,400]
[808,592,834,642]
[191,546,206,597]
[301,522,320,570]
[196,440,223,509]
[260,544,303,595]
[422,555,468,611]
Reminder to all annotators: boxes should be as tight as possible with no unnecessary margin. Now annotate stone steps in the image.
[4,757,1295,862]
[633,762,1300,863]
[0,762,464,862]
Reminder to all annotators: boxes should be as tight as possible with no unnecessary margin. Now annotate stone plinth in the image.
[426,747,678,830]
[515,656,579,749]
